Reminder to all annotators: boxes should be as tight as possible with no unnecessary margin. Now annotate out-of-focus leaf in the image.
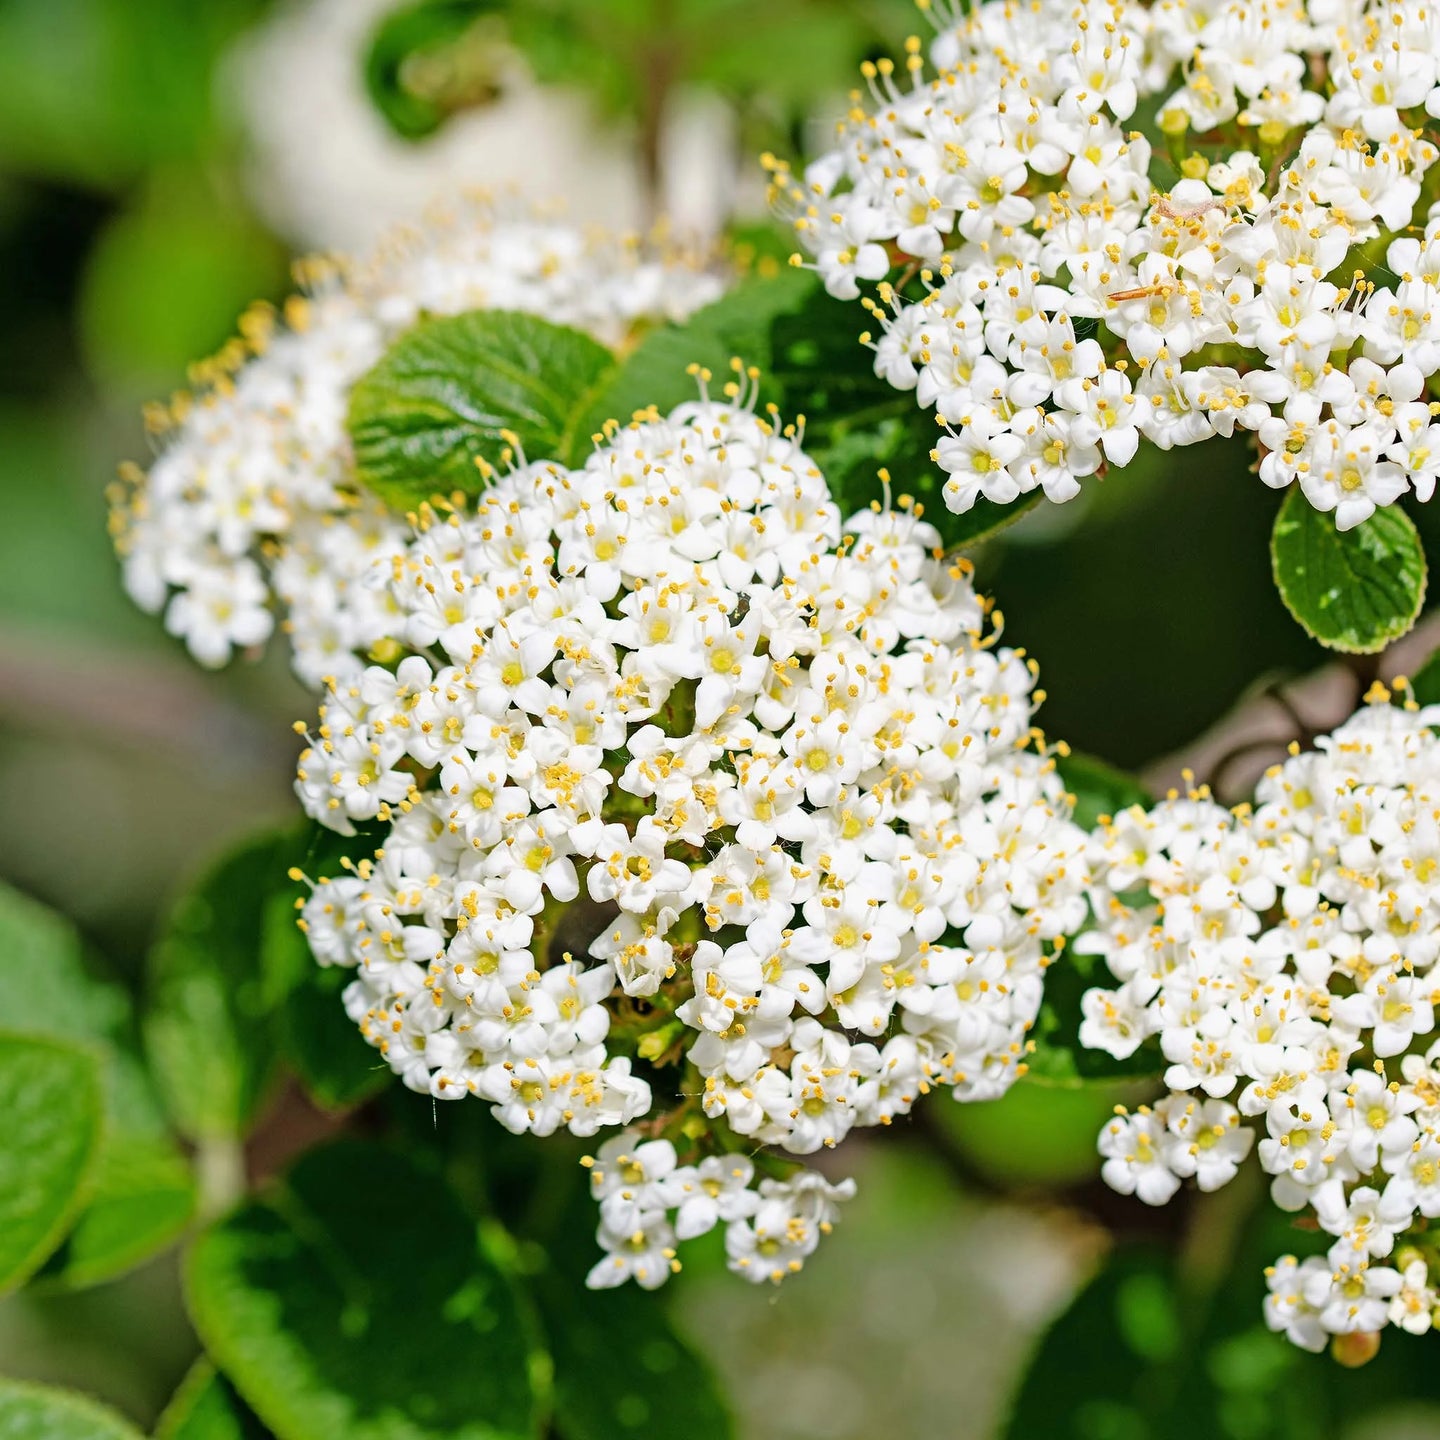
[154,1360,272,1440]
[533,1273,733,1440]
[348,310,617,508]
[1405,642,1440,707]
[0,1033,104,1294]
[186,1139,540,1440]
[79,180,283,396]
[364,0,509,141]
[0,0,267,188]
[0,1376,144,1440]
[145,831,292,1143]
[1271,490,1426,653]
[0,880,193,1289]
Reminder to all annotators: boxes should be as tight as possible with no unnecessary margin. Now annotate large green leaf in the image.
[154,1361,272,1440]
[0,881,194,1289]
[1270,489,1426,653]
[347,310,617,509]
[0,1377,144,1440]
[145,831,291,1142]
[0,1033,104,1294]
[533,1274,732,1440]
[185,1140,540,1440]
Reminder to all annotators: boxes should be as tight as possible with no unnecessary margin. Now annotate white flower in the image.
[112,202,725,684]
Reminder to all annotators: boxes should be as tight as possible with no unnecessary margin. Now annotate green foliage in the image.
[364,1,507,141]
[145,831,294,1142]
[154,1361,272,1440]
[1005,1212,1440,1440]
[533,1276,733,1440]
[260,883,389,1114]
[1406,642,1440,706]
[347,311,617,509]
[1270,489,1427,653]
[1027,949,1164,1089]
[1055,751,1153,830]
[186,1139,540,1440]
[0,1376,144,1440]
[0,1033,104,1294]
[0,880,194,1290]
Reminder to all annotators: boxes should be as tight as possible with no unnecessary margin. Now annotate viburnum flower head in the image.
[292,380,1089,1287]
[109,201,724,686]
[1081,690,1440,1351]
[770,0,1440,530]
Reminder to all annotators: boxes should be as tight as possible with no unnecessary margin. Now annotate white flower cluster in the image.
[1079,695,1440,1349]
[771,0,1440,529]
[583,1135,856,1289]
[292,391,1089,1286]
[110,204,723,685]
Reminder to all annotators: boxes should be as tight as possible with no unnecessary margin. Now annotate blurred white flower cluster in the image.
[110,204,723,686]
[770,0,1440,529]
[292,387,1089,1287]
[1080,694,1440,1349]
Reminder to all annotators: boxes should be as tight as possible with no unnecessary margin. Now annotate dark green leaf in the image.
[261,882,388,1113]
[155,1360,272,1440]
[533,1274,732,1440]
[1270,489,1426,653]
[1056,751,1153,830]
[363,1,506,142]
[185,1139,540,1440]
[585,268,1040,550]
[145,830,292,1142]
[0,1376,144,1440]
[574,267,815,438]
[1026,949,1164,1088]
[1405,641,1440,707]
[0,881,194,1289]
[0,1033,104,1294]
[348,310,617,509]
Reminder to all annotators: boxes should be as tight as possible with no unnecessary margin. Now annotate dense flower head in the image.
[1079,692,1440,1349]
[290,386,1089,1286]
[109,202,723,685]
[770,0,1440,529]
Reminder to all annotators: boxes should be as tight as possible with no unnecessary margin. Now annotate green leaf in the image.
[40,1135,195,1291]
[154,1361,272,1440]
[0,1376,144,1440]
[1026,949,1164,1089]
[363,1,506,142]
[1405,641,1440,707]
[584,268,1040,551]
[1055,751,1153,830]
[145,831,291,1143]
[0,880,194,1289]
[1270,489,1426,653]
[347,311,617,509]
[575,267,816,438]
[0,1033,104,1294]
[533,1274,732,1440]
[185,1139,539,1440]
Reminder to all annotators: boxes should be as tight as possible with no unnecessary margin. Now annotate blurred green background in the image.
[5,1,1440,1436]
